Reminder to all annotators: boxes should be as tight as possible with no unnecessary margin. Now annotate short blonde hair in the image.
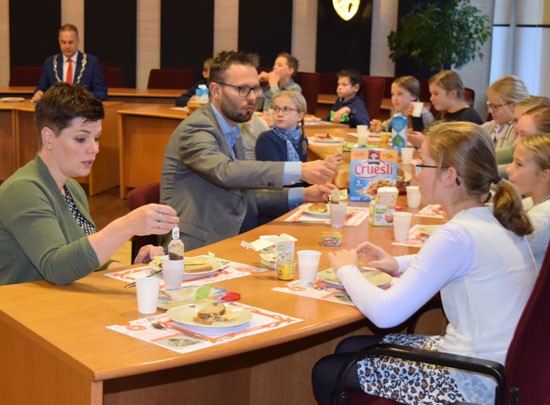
[274,90,307,114]
[523,105,550,133]
[429,70,464,99]
[521,134,550,171]
[488,75,529,104]
[425,121,532,235]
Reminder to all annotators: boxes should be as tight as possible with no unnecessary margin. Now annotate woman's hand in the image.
[124,203,179,237]
[135,245,165,264]
[355,241,399,273]
[328,249,359,271]
[303,183,338,203]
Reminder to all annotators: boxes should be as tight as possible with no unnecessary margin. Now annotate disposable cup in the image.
[297,250,322,287]
[161,256,184,290]
[401,147,414,164]
[330,203,348,228]
[356,125,369,145]
[411,102,424,117]
[392,212,413,241]
[406,186,421,209]
[136,277,160,314]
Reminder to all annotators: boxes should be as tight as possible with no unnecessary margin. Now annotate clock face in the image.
[332,0,360,21]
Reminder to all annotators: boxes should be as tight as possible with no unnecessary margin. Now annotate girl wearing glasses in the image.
[313,122,536,405]
[255,91,309,163]
[507,134,550,269]
[482,75,529,150]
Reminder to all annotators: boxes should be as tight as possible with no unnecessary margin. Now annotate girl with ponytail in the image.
[313,122,537,405]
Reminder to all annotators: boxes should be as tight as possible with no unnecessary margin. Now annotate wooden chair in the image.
[330,240,550,404]
[361,76,386,119]
[294,72,320,115]
[9,65,43,86]
[147,68,194,89]
[127,183,161,263]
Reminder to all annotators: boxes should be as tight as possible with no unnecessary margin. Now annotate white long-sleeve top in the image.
[338,207,536,363]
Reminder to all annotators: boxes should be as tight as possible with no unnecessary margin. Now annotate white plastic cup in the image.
[406,186,421,209]
[356,125,369,145]
[161,256,184,290]
[136,277,160,314]
[393,212,413,241]
[297,250,322,287]
[401,147,414,164]
[330,202,348,228]
[411,102,424,118]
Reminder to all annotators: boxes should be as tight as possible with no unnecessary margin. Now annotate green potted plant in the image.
[387,0,492,71]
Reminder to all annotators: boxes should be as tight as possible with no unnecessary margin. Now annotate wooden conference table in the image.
[0,99,122,195]
[0,200,446,405]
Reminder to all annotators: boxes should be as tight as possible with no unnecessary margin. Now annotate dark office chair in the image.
[361,76,386,119]
[127,183,161,263]
[147,68,194,89]
[330,240,550,404]
[294,71,320,115]
[9,65,43,86]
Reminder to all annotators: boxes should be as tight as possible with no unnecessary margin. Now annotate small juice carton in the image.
[349,148,398,202]
[240,233,297,269]
[369,186,399,227]
[391,113,408,154]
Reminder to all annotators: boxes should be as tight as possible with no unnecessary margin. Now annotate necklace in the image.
[53,53,87,85]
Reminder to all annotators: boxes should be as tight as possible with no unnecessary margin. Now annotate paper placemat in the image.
[392,224,441,248]
[105,257,256,287]
[415,204,446,219]
[285,205,369,226]
[107,303,302,354]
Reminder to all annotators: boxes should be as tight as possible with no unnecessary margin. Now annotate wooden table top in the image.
[0,200,442,382]
[117,103,189,119]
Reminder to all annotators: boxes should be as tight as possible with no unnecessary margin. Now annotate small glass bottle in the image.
[168,226,185,260]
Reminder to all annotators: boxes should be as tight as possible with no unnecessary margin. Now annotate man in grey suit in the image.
[161,51,338,250]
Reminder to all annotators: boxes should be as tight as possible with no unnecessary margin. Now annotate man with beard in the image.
[160,51,338,250]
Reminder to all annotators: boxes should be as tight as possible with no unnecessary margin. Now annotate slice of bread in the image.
[184,257,214,273]
[193,303,226,325]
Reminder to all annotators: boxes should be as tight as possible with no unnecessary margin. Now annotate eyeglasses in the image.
[486,101,512,111]
[415,163,461,185]
[217,82,263,97]
[415,163,445,177]
[272,106,300,115]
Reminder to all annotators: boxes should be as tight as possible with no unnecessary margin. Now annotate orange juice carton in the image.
[349,148,398,202]
[241,233,297,269]
[391,112,408,154]
[369,186,399,226]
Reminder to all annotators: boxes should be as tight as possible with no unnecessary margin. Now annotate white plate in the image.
[311,135,345,144]
[318,267,392,288]
[1,97,25,103]
[167,303,252,328]
[299,203,353,219]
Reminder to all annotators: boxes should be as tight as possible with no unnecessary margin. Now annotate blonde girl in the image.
[507,134,550,268]
[483,75,529,149]
[370,76,434,132]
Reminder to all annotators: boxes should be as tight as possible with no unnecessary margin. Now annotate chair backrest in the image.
[504,240,550,404]
[361,76,386,119]
[464,87,475,106]
[127,183,161,263]
[9,65,43,86]
[147,68,194,89]
[319,72,337,94]
[294,72,320,115]
[105,67,124,87]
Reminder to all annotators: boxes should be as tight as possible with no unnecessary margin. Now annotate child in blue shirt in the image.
[326,69,370,128]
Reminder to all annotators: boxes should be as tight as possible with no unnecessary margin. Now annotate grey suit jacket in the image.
[160,104,290,250]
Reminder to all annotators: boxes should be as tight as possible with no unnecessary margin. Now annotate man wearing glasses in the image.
[160,51,337,250]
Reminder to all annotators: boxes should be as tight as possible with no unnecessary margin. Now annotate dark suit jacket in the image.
[35,52,107,100]
[160,104,290,250]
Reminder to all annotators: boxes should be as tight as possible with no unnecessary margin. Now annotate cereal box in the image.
[349,148,398,202]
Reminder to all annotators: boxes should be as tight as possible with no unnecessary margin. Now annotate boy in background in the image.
[258,52,302,111]
[175,57,213,107]
[326,69,370,128]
